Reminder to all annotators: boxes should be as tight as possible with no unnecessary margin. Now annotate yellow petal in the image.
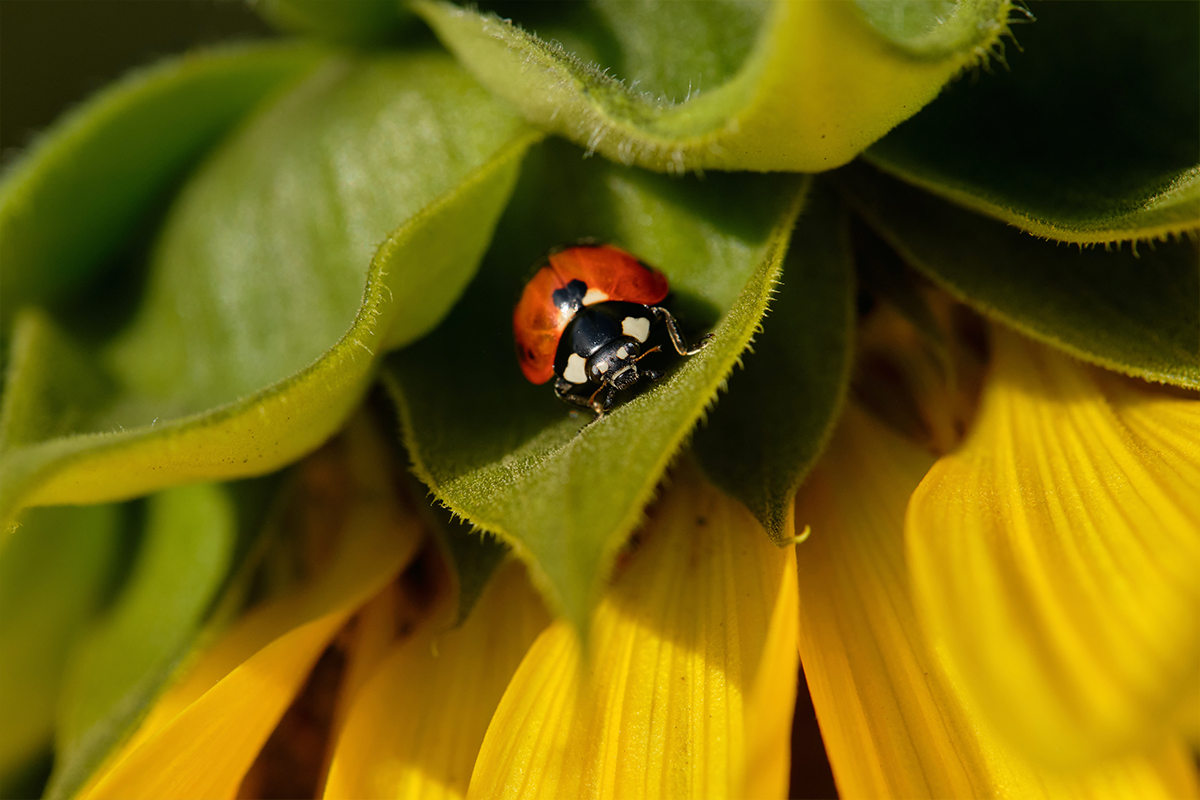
[327,580,404,749]
[323,560,549,800]
[907,328,1200,767]
[82,425,423,800]
[467,462,799,800]
[795,403,1199,799]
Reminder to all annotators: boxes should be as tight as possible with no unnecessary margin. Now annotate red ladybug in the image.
[513,243,712,416]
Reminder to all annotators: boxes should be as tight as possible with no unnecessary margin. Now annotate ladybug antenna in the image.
[633,346,662,362]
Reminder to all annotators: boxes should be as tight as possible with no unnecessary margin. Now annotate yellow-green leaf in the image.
[413,0,1013,172]
[44,484,237,800]
[0,51,538,528]
[255,0,412,45]
[0,505,124,786]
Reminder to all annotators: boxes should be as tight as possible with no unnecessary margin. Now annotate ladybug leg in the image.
[650,307,714,356]
[555,377,599,412]
[585,382,618,417]
[594,384,620,416]
[555,378,613,419]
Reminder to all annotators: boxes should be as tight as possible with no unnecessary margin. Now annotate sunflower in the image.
[1,2,1197,799]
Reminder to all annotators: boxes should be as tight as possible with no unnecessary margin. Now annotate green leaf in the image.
[427,510,509,628]
[394,441,510,627]
[44,484,237,800]
[383,139,808,632]
[0,505,124,785]
[255,0,412,45]
[0,50,538,527]
[413,0,1012,172]
[836,162,1200,389]
[692,185,855,541]
[865,1,1200,243]
[0,43,324,332]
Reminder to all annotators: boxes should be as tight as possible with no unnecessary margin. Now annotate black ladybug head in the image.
[586,338,642,387]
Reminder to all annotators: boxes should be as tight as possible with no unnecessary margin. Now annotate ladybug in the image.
[513,243,712,417]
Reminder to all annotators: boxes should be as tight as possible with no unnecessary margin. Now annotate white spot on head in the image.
[564,353,588,384]
[622,316,651,342]
[616,346,628,359]
[597,361,609,374]
[582,287,609,306]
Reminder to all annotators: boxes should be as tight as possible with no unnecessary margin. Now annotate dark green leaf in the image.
[384,139,807,632]
[866,2,1200,242]
[0,50,538,527]
[0,43,324,331]
[837,162,1200,389]
[255,0,412,45]
[693,185,855,541]
[0,505,125,785]
[44,484,237,800]
[426,510,509,628]
[395,440,509,627]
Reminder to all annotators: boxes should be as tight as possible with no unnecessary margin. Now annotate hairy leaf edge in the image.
[863,155,1200,245]
[384,176,812,626]
[0,130,543,530]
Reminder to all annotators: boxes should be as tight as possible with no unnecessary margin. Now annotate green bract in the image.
[414,0,1014,172]
[0,47,538,525]
[693,187,856,542]
[0,2,1197,792]
[0,505,124,786]
[864,1,1200,243]
[837,163,1200,389]
[46,485,237,800]
[0,43,325,333]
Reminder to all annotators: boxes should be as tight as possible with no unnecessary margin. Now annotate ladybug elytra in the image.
[513,244,712,417]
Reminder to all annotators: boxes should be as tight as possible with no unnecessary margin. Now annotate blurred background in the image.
[1,0,273,159]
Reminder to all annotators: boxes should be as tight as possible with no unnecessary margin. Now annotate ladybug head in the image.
[587,337,645,390]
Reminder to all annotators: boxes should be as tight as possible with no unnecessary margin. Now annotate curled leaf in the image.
[0,51,538,527]
[414,0,1013,172]
[866,2,1200,243]
[47,484,238,800]
[0,505,124,784]
[0,43,324,331]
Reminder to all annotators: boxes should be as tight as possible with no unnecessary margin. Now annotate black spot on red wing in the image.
[551,279,588,315]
